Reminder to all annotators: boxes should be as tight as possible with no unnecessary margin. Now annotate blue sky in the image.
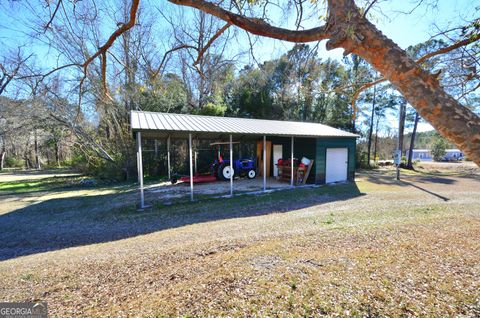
[0,0,477,132]
[2,0,475,65]
[234,0,478,60]
[372,0,478,132]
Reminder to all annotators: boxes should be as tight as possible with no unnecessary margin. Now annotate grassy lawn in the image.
[0,176,84,194]
[0,165,479,317]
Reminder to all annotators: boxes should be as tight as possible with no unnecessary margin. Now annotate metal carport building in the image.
[131,111,358,209]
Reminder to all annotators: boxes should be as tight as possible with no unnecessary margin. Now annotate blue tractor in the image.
[210,142,257,181]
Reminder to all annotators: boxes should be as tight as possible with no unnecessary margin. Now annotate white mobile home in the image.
[444,149,463,160]
[406,148,464,161]
[406,149,432,161]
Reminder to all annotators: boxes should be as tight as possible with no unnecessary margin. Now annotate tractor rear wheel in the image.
[219,163,234,181]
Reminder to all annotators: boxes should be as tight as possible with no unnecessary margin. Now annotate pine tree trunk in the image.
[373,113,381,162]
[55,139,60,167]
[24,154,30,170]
[0,151,5,171]
[367,84,376,167]
[407,112,420,169]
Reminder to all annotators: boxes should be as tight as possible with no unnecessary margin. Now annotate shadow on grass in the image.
[401,182,450,201]
[361,169,457,185]
[0,182,363,261]
[360,169,454,201]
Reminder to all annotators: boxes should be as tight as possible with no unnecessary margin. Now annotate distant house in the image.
[406,149,463,161]
[406,149,432,161]
[444,149,463,160]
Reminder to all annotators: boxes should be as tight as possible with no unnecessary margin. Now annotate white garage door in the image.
[326,148,348,184]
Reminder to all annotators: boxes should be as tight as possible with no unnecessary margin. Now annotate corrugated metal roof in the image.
[131,111,358,138]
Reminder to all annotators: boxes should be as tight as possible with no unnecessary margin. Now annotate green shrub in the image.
[195,102,227,116]
[42,162,60,169]
[431,138,447,161]
[355,150,370,169]
[4,157,23,168]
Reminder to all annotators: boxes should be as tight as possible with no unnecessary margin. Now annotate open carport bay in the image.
[145,177,297,203]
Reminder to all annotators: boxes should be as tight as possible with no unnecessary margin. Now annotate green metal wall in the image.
[315,137,356,184]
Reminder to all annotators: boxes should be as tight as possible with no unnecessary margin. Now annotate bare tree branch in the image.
[44,0,63,32]
[351,33,480,117]
[49,112,114,162]
[363,0,379,18]
[168,0,329,43]
[458,81,480,101]
[16,63,81,81]
[194,22,231,65]
[416,34,480,64]
[0,52,33,95]
[101,52,113,101]
[151,44,197,80]
[78,0,139,98]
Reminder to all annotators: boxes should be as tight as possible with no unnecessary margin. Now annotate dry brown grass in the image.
[414,161,479,177]
[0,167,479,317]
